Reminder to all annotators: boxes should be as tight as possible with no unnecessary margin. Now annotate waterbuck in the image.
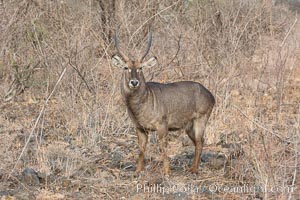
[111,30,215,174]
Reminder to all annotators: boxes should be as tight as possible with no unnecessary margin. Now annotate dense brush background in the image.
[0,0,299,199]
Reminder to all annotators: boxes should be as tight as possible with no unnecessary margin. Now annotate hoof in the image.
[164,174,170,180]
[188,167,199,174]
[163,171,170,177]
[135,164,144,174]
[134,170,145,178]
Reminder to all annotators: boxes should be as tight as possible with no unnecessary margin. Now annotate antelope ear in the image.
[141,57,157,69]
[112,55,126,69]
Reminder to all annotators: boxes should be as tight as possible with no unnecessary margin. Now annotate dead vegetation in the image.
[0,0,299,199]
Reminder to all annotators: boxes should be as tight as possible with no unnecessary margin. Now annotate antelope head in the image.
[112,30,157,90]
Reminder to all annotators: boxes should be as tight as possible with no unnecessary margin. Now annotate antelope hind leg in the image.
[188,116,209,174]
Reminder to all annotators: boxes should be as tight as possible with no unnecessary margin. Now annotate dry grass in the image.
[0,0,299,199]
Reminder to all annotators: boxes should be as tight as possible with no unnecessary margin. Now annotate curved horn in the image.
[114,29,129,62]
[139,30,152,62]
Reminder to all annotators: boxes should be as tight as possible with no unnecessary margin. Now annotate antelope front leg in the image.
[157,124,170,175]
[136,128,148,174]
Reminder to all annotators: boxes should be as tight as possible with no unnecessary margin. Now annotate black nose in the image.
[130,79,139,87]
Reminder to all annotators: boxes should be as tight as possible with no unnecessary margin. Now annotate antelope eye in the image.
[124,67,128,70]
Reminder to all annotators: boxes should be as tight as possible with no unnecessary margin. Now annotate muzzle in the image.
[129,79,139,89]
